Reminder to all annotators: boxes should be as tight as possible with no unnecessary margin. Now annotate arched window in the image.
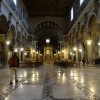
[13,0,17,5]
[71,7,74,21]
[80,0,84,5]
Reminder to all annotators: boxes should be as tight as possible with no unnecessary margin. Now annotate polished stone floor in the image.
[0,64,100,100]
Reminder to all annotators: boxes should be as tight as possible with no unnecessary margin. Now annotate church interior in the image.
[0,0,100,100]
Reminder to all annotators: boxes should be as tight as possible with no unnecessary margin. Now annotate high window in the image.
[13,0,17,5]
[71,7,74,21]
[80,0,84,5]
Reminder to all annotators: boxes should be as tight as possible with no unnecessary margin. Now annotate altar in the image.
[43,45,53,64]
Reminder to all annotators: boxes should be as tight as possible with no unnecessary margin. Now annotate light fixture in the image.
[73,47,77,51]
[36,51,38,54]
[98,42,100,46]
[79,48,82,52]
[6,40,10,45]
[14,48,18,52]
[62,50,64,53]
[20,47,24,51]
[87,40,92,45]
[58,51,60,54]
[32,49,35,52]
[70,52,73,55]
[24,52,27,55]
[46,39,50,43]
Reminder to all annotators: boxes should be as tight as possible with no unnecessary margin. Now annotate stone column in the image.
[33,41,37,60]
[98,24,100,58]
[64,43,69,59]
[99,44,100,57]
[18,48,21,62]
[4,41,9,66]
[86,28,93,65]
[76,47,78,62]
[87,43,93,64]
[4,26,11,66]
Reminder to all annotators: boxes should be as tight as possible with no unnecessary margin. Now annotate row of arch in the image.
[0,14,29,65]
[35,21,60,31]
[29,18,67,37]
[0,14,28,44]
[66,7,100,64]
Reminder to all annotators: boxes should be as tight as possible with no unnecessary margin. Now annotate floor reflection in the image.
[0,65,100,100]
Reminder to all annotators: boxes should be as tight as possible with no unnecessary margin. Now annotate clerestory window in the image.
[71,7,74,21]
[13,0,17,5]
[80,0,84,5]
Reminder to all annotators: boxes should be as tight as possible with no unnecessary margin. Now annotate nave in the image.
[0,65,100,100]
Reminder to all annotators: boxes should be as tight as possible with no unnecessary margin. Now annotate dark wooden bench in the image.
[20,62,43,68]
[19,62,34,67]
[67,62,77,67]
[54,62,60,66]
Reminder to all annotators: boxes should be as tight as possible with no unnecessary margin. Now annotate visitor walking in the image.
[9,53,19,85]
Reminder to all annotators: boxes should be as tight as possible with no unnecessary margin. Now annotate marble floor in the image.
[0,64,100,100]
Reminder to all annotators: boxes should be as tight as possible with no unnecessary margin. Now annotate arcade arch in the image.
[0,15,9,66]
[87,14,99,63]
[7,25,16,58]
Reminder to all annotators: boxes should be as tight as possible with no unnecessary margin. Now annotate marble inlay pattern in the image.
[0,73,33,100]
[42,73,53,99]
[54,98,87,100]
[22,80,44,85]
[0,65,100,100]
[66,73,100,100]
[0,85,18,100]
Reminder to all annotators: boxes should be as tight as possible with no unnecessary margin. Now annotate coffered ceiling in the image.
[23,0,74,17]
[22,0,74,52]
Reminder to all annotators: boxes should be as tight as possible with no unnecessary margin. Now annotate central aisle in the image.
[2,64,99,100]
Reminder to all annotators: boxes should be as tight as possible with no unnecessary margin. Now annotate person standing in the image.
[0,51,5,68]
[9,53,19,85]
[1,52,5,68]
[82,57,86,68]
[93,58,95,67]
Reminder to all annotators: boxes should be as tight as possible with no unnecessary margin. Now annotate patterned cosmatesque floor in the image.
[0,64,100,100]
